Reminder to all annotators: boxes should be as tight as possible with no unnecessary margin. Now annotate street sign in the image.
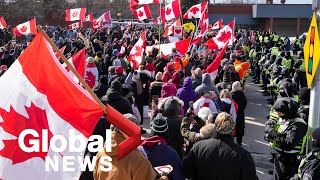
[304,12,320,88]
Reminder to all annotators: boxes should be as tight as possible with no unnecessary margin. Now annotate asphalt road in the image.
[142,77,274,179]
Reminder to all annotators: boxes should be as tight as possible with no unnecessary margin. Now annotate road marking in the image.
[245,119,265,127]
[254,140,269,146]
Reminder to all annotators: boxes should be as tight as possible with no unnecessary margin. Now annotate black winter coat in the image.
[101,89,133,115]
[231,90,247,129]
[183,134,258,180]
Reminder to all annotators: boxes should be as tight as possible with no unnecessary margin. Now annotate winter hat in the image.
[232,81,242,91]
[86,57,95,63]
[155,72,163,81]
[150,113,169,138]
[110,80,123,93]
[272,97,298,119]
[115,66,123,74]
[162,97,183,116]
[198,107,212,121]
[215,112,234,135]
[112,49,119,56]
[208,112,219,124]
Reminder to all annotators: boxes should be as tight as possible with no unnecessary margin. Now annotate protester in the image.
[176,77,197,114]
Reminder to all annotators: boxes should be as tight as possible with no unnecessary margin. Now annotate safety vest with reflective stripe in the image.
[273,35,279,42]
[270,47,279,55]
[282,58,292,69]
[264,37,269,43]
[272,118,307,155]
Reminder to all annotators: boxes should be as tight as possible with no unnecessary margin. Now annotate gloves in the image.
[268,130,278,140]
[265,120,275,133]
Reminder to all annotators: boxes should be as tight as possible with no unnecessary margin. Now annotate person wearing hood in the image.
[183,112,258,180]
[195,73,220,98]
[162,71,172,83]
[177,77,198,114]
[290,128,320,180]
[94,114,168,180]
[297,87,310,123]
[150,72,164,98]
[108,66,126,87]
[153,96,185,158]
[192,67,202,90]
[159,82,177,101]
[85,57,99,89]
[131,71,145,125]
[93,75,108,99]
[101,80,133,115]
[172,72,182,90]
[265,97,307,180]
[139,113,185,180]
[231,81,247,145]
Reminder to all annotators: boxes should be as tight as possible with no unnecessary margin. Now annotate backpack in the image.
[300,152,320,180]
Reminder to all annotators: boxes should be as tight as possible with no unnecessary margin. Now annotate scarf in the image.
[141,136,168,147]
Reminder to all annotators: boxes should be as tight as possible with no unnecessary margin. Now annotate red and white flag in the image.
[206,42,228,80]
[92,19,103,30]
[13,19,37,37]
[130,0,160,11]
[65,8,86,21]
[85,62,99,89]
[146,38,190,56]
[55,46,66,59]
[183,1,207,19]
[163,18,181,37]
[172,26,184,38]
[118,44,127,57]
[0,33,104,179]
[85,13,93,22]
[159,0,181,23]
[192,30,207,45]
[133,5,152,21]
[97,11,111,23]
[204,20,235,50]
[129,30,146,70]
[199,8,209,33]
[211,19,223,30]
[0,17,7,30]
[68,21,83,29]
[62,48,86,84]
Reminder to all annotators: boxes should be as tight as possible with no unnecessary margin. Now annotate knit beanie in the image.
[115,66,123,74]
[150,113,169,138]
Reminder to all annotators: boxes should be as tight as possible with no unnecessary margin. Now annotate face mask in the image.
[311,140,320,151]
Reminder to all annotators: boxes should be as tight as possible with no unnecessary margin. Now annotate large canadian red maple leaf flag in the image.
[204,20,235,50]
[0,17,7,30]
[13,19,37,37]
[206,42,228,80]
[129,30,146,70]
[133,5,152,21]
[183,1,207,19]
[61,48,86,84]
[65,8,86,21]
[159,0,181,22]
[0,33,104,179]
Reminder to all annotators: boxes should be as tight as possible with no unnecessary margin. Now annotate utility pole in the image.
[307,0,320,154]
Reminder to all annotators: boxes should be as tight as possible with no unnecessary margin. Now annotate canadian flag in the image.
[130,0,160,11]
[211,19,223,30]
[159,0,181,23]
[85,13,93,22]
[54,46,66,60]
[92,19,103,30]
[192,30,207,45]
[0,17,7,30]
[13,19,37,37]
[129,30,146,70]
[65,8,86,21]
[172,26,184,38]
[206,42,228,80]
[61,49,86,84]
[183,1,207,19]
[146,38,190,56]
[163,18,181,38]
[85,62,99,89]
[0,33,104,179]
[68,21,83,29]
[133,5,152,21]
[204,20,235,50]
[118,44,126,57]
[199,8,209,33]
[97,11,111,23]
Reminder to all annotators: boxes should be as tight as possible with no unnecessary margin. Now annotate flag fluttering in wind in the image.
[65,8,86,21]
[13,19,37,37]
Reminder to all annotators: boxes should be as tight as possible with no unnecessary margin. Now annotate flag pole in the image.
[36,25,107,113]
[158,1,162,55]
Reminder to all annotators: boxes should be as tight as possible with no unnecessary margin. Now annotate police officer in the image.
[265,97,308,180]
[290,128,320,180]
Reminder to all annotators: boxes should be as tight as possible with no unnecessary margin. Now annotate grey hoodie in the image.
[195,73,220,98]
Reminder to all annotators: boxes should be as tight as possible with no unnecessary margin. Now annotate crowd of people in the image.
[0,21,319,180]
